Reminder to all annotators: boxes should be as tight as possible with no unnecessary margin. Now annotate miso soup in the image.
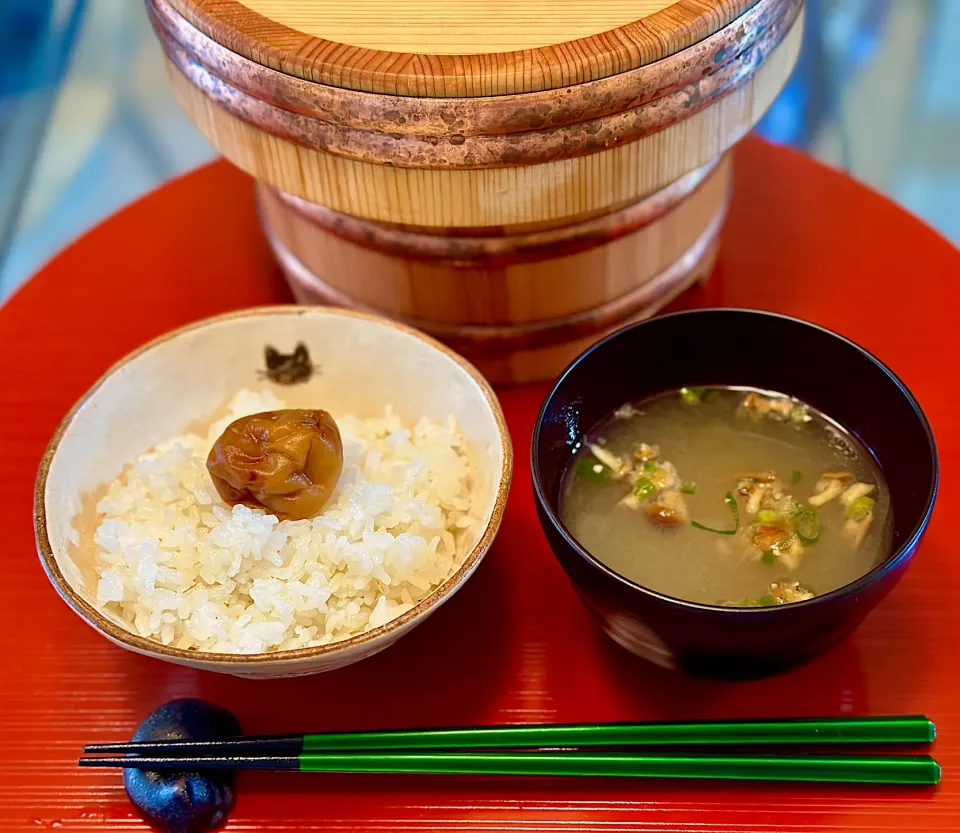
[560,387,892,607]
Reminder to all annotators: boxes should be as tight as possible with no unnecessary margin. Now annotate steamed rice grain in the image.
[92,390,477,653]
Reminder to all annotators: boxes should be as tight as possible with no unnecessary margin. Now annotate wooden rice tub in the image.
[149,0,803,382]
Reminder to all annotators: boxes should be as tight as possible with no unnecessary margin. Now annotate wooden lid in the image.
[167,0,762,96]
[157,0,802,226]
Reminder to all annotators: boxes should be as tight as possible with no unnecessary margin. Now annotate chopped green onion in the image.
[691,491,740,535]
[642,460,657,473]
[574,457,610,483]
[847,495,876,521]
[737,594,776,608]
[791,470,802,484]
[680,386,706,406]
[761,551,775,566]
[680,482,698,495]
[755,509,777,524]
[795,508,821,543]
[634,477,656,500]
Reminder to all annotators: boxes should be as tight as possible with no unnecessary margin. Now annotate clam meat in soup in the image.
[560,387,892,607]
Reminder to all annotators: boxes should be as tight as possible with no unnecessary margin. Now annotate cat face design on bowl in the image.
[603,612,676,669]
[259,342,320,385]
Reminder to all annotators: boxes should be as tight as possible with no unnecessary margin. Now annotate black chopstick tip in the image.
[78,755,300,771]
[82,735,304,757]
[78,757,113,767]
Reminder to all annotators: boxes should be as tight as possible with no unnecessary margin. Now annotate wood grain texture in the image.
[3,138,960,831]
[154,0,799,169]
[254,158,730,383]
[169,0,760,95]
[270,220,721,384]
[264,157,728,264]
[237,0,677,53]
[165,11,801,226]
[151,0,794,140]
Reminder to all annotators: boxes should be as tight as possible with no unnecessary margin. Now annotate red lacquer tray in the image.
[2,137,959,831]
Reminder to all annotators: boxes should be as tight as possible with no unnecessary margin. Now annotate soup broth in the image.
[560,387,892,606]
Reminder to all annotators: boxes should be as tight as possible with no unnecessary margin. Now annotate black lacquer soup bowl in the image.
[532,309,938,679]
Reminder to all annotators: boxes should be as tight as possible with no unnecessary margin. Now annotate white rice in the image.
[92,390,477,654]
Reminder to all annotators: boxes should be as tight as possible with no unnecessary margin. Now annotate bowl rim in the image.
[35,304,513,664]
[531,307,939,614]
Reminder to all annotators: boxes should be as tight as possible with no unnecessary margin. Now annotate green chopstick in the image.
[302,716,935,751]
[79,750,941,785]
[84,716,936,757]
[301,751,941,784]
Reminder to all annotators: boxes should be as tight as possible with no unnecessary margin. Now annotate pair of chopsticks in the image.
[80,716,941,784]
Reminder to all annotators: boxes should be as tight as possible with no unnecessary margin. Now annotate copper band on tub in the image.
[148,0,801,169]
[264,157,725,268]
[266,205,727,356]
[150,0,795,136]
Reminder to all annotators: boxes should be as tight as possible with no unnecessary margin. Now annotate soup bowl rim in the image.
[531,307,939,614]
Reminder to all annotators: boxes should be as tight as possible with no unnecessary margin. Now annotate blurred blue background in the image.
[1,0,958,300]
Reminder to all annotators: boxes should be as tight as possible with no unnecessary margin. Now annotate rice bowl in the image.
[36,307,512,677]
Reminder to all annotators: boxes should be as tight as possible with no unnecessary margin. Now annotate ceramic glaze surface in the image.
[36,307,512,677]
